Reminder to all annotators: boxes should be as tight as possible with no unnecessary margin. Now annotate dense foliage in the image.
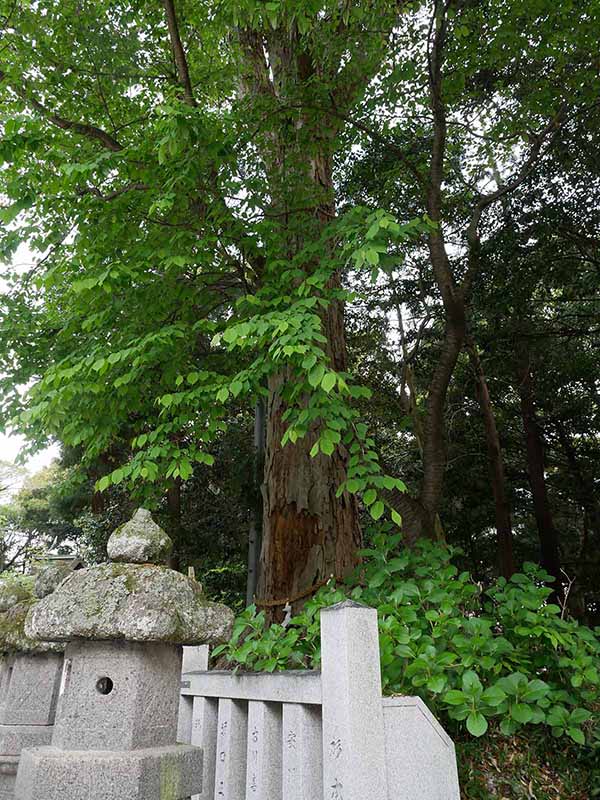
[1,2,599,794]
[215,533,600,749]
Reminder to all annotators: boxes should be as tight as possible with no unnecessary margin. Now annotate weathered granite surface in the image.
[25,509,234,646]
[0,581,31,613]
[0,561,82,655]
[107,508,172,564]
[15,744,203,800]
[34,563,77,600]
[0,586,61,655]
[26,563,233,644]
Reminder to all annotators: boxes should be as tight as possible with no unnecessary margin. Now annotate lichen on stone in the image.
[25,562,234,645]
[107,507,173,565]
[34,562,75,599]
[0,577,33,612]
[0,599,62,654]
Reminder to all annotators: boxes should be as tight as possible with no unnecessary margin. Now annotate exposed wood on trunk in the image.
[467,340,515,579]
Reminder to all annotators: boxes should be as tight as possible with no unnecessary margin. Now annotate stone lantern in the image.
[0,566,72,799]
[14,508,234,800]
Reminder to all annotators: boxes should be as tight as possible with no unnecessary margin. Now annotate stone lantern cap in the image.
[25,508,234,646]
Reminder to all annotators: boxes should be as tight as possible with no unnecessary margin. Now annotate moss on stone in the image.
[159,757,181,800]
[0,599,61,654]
[27,561,234,645]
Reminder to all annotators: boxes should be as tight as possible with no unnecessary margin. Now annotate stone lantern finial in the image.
[107,507,173,564]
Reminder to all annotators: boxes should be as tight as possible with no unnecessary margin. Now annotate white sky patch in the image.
[1,242,60,485]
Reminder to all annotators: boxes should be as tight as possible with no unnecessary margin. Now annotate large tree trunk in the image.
[246,401,265,606]
[255,115,361,614]
[258,367,361,616]
[516,348,563,601]
[468,342,516,578]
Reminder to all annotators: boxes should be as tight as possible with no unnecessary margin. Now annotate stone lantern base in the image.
[0,651,63,799]
[15,743,202,800]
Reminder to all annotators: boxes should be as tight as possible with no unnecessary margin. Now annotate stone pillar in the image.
[320,600,389,800]
[14,509,234,800]
[0,566,74,800]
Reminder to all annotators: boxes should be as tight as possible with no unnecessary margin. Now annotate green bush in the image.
[213,526,600,746]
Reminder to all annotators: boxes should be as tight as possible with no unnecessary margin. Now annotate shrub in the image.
[213,526,600,746]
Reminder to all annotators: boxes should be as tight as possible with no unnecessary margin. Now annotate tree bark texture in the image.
[246,34,362,614]
[516,348,563,601]
[468,342,515,578]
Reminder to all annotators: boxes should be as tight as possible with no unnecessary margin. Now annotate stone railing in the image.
[178,601,460,800]
[0,509,461,800]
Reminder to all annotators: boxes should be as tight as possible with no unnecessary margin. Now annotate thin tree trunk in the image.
[246,400,265,606]
[468,341,515,578]
[390,1,466,544]
[556,421,600,619]
[166,479,182,571]
[516,348,563,601]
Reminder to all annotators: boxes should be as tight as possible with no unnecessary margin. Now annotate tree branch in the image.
[0,70,123,151]
[162,0,196,106]
[76,182,149,201]
[462,107,566,296]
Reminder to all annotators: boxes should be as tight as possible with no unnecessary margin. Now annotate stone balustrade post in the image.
[320,600,388,800]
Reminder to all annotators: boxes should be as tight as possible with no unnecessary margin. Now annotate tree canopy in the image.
[1,1,600,793]
[1,0,599,607]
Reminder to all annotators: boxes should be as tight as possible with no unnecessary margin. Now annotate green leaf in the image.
[462,671,482,694]
[481,686,507,707]
[510,703,533,724]
[321,372,336,393]
[308,365,325,387]
[466,712,488,737]
[363,489,377,506]
[216,387,230,403]
[443,690,466,706]
[96,476,111,492]
[567,727,585,745]
[370,500,384,520]
[230,380,243,397]
[320,438,334,456]
[427,675,446,693]
[391,509,402,526]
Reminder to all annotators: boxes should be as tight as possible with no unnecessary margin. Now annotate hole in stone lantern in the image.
[95,676,114,695]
